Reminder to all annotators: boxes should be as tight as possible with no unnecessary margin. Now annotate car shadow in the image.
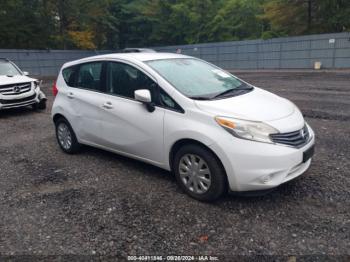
[81,145,176,183]
[213,176,311,212]
[0,106,38,118]
[78,144,309,206]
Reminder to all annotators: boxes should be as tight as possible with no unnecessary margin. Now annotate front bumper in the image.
[0,88,45,110]
[209,126,315,192]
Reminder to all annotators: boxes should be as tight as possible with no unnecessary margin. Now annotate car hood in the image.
[194,87,296,121]
[0,75,36,85]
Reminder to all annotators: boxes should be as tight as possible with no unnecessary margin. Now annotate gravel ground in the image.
[0,71,349,260]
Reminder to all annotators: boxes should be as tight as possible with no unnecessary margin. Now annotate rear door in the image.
[98,61,165,164]
[62,61,108,145]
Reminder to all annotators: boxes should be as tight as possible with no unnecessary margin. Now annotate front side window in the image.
[0,61,21,76]
[159,89,183,112]
[77,62,104,92]
[146,58,252,99]
[107,62,157,100]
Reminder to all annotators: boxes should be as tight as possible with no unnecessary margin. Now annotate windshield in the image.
[146,58,248,98]
[0,61,22,76]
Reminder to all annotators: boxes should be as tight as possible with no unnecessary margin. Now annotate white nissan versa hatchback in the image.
[52,53,315,201]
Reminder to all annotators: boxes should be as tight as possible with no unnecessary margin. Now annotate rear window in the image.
[77,62,104,92]
[62,66,77,87]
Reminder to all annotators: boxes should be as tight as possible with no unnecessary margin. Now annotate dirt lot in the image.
[0,71,349,260]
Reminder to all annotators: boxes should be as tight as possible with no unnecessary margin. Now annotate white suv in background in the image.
[52,53,315,201]
[0,58,46,111]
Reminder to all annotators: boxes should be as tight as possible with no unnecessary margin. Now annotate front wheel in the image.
[173,144,227,201]
[55,118,81,154]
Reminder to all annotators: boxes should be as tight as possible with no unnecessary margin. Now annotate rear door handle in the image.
[102,101,114,109]
[67,92,75,99]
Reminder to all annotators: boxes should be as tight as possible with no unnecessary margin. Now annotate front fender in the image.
[163,129,217,170]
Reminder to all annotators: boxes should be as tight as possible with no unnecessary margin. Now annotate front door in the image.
[99,61,165,165]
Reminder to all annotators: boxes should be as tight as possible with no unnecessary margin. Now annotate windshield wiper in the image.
[214,85,254,98]
[189,96,212,100]
[189,85,254,100]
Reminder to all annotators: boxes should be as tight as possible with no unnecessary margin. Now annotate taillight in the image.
[52,80,58,96]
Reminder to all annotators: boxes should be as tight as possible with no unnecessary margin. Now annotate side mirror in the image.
[23,71,29,76]
[134,89,155,112]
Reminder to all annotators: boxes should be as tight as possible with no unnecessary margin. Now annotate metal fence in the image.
[0,49,109,76]
[0,32,349,76]
[155,32,350,70]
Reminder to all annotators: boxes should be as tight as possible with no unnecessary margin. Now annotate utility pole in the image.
[307,0,312,31]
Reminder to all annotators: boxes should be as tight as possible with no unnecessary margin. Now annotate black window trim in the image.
[105,60,185,114]
[62,59,185,114]
[62,61,107,92]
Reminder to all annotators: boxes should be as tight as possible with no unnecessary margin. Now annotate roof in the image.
[122,48,157,53]
[64,52,191,68]
[91,52,190,62]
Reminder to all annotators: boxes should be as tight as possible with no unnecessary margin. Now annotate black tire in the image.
[173,144,227,201]
[55,117,81,154]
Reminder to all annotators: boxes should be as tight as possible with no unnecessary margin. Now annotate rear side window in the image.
[62,66,77,87]
[77,62,105,92]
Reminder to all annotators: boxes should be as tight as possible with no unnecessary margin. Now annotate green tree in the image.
[314,0,350,32]
[0,0,55,49]
[208,0,264,41]
[0,0,349,50]
[262,0,315,35]
[50,0,109,49]
[262,0,350,36]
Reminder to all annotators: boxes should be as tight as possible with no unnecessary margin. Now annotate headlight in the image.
[215,116,278,144]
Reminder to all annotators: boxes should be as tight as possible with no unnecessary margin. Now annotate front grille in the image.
[0,94,36,105]
[0,82,32,95]
[270,125,310,148]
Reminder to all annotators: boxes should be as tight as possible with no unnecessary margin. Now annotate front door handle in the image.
[102,101,114,109]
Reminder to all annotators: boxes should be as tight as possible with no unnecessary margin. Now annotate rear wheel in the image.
[173,144,227,201]
[55,118,81,154]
